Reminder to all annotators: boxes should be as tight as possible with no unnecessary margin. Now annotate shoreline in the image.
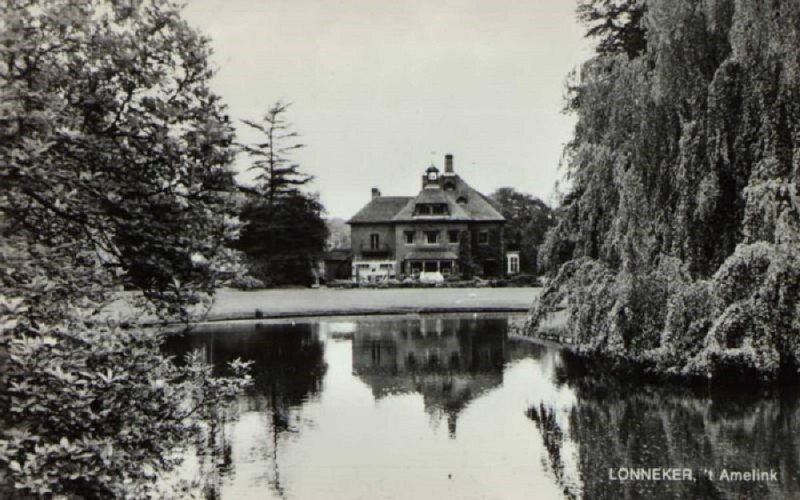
[112,287,541,326]
[186,306,529,325]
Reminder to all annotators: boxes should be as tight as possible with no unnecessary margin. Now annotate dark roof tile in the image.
[347,196,412,223]
[348,174,505,224]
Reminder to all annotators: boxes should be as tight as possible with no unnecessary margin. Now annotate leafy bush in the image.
[0,316,251,497]
[508,273,542,287]
[229,275,267,290]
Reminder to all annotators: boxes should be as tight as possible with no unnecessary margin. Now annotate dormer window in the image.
[443,181,456,191]
[456,196,467,204]
[415,203,448,216]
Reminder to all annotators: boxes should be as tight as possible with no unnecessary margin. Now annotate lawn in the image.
[201,286,540,321]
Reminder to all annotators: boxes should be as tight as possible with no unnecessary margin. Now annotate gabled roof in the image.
[348,173,505,225]
[414,188,449,204]
[347,196,412,223]
[392,175,504,222]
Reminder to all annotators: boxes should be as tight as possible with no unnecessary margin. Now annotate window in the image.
[448,230,459,244]
[432,204,448,215]
[415,204,431,215]
[371,342,381,364]
[427,170,438,181]
[370,233,380,249]
[443,181,456,191]
[356,263,370,270]
[427,348,440,367]
[425,231,439,244]
[379,263,394,269]
[509,255,520,274]
[404,230,415,244]
[479,231,489,245]
[456,196,467,204]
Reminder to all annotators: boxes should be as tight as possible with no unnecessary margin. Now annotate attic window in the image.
[443,181,455,191]
[456,196,467,204]
[415,203,448,216]
[432,204,448,215]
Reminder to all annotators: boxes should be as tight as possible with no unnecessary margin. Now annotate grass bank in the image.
[108,287,541,324]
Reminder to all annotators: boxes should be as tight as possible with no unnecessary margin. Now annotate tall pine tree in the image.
[235,102,327,286]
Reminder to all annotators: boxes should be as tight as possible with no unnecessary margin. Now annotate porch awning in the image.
[404,250,458,261]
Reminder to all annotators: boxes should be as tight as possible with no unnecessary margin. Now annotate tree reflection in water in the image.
[527,403,579,500]
[527,351,800,500]
[163,318,800,499]
[163,322,327,499]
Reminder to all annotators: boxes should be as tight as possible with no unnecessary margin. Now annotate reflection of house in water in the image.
[352,316,509,437]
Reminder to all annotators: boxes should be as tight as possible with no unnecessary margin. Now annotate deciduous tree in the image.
[490,187,554,274]
[531,0,800,382]
[0,0,250,495]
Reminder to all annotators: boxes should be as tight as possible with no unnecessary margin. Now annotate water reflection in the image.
[527,353,800,499]
[351,317,507,437]
[162,316,800,500]
[163,322,327,498]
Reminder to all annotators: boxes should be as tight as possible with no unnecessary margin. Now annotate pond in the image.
[163,314,800,500]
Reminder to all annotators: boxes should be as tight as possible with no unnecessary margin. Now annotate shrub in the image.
[229,275,267,290]
[0,305,252,497]
[508,273,542,287]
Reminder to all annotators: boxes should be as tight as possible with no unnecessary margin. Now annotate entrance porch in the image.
[403,250,459,277]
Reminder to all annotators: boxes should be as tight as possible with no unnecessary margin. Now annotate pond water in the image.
[163,314,800,500]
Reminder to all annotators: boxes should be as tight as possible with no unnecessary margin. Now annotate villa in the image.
[347,154,509,280]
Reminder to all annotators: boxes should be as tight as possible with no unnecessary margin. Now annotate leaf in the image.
[102,442,113,461]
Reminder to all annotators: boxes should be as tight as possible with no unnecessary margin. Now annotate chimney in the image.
[445,154,454,174]
[371,187,381,199]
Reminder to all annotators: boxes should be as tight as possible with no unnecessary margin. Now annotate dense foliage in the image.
[577,0,647,59]
[530,0,800,381]
[236,192,328,287]
[490,187,554,274]
[0,0,250,495]
[235,102,327,286]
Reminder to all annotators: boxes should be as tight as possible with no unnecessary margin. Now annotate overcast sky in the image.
[182,0,593,218]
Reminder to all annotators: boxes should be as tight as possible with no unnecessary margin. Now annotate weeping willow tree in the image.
[530,0,800,381]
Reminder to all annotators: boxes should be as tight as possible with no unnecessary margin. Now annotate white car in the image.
[418,271,445,284]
